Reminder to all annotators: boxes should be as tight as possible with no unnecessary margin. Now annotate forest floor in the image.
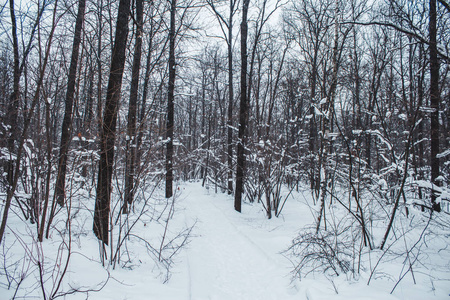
[1,181,449,299]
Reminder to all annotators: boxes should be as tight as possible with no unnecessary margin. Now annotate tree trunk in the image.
[317,0,339,232]
[96,0,104,136]
[38,96,53,242]
[227,0,234,195]
[5,0,20,188]
[93,0,130,245]
[136,10,156,164]
[55,0,87,206]
[166,0,176,198]
[235,0,250,212]
[123,0,143,214]
[416,45,426,201]
[429,0,441,212]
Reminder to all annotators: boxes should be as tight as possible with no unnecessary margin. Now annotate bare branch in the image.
[343,21,450,62]
[438,0,450,13]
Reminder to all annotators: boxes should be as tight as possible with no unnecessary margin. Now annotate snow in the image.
[366,129,393,150]
[437,148,450,159]
[178,184,299,300]
[313,105,323,116]
[1,182,449,299]
[398,113,407,121]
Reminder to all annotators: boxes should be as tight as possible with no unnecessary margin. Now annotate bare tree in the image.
[54,0,87,208]
[0,0,60,245]
[123,0,144,213]
[283,0,333,197]
[93,0,131,245]
[430,0,441,212]
[206,0,238,195]
[235,0,250,212]
[316,0,340,232]
[5,0,20,188]
[166,0,177,198]
[4,0,46,187]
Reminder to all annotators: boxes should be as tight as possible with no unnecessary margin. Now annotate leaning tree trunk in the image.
[93,0,130,245]
[123,0,143,214]
[55,0,86,207]
[235,0,250,212]
[165,0,176,199]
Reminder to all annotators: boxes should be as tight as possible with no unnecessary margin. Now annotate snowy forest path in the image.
[179,183,299,300]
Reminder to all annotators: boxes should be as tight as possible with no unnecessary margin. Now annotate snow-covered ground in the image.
[1,181,449,299]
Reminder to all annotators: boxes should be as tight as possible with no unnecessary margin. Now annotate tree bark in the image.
[429,0,441,212]
[96,0,104,136]
[5,0,20,188]
[235,0,250,212]
[227,0,235,195]
[93,0,130,245]
[317,0,339,232]
[136,7,156,163]
[38,95,52,242]
[55,0,87,206]
[166,0,176,198]
[123,0,143,213]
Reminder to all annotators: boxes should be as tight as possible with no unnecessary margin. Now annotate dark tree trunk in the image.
[166,0,176,198]
[317,0,339,233]
[200,70,206,180]
[38,95,53,242]
[309,52,318,194]
[84,65,95,134]
[123,0,143,214]
[429,0,441,212]
[5,0,20,188]
[227,0,235,195]
[235,0,250,212]
[55,0,87,206]
[97,0,104,136]
[93,0,131,245]
[417,45,425,194]
[136,10,156,161]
